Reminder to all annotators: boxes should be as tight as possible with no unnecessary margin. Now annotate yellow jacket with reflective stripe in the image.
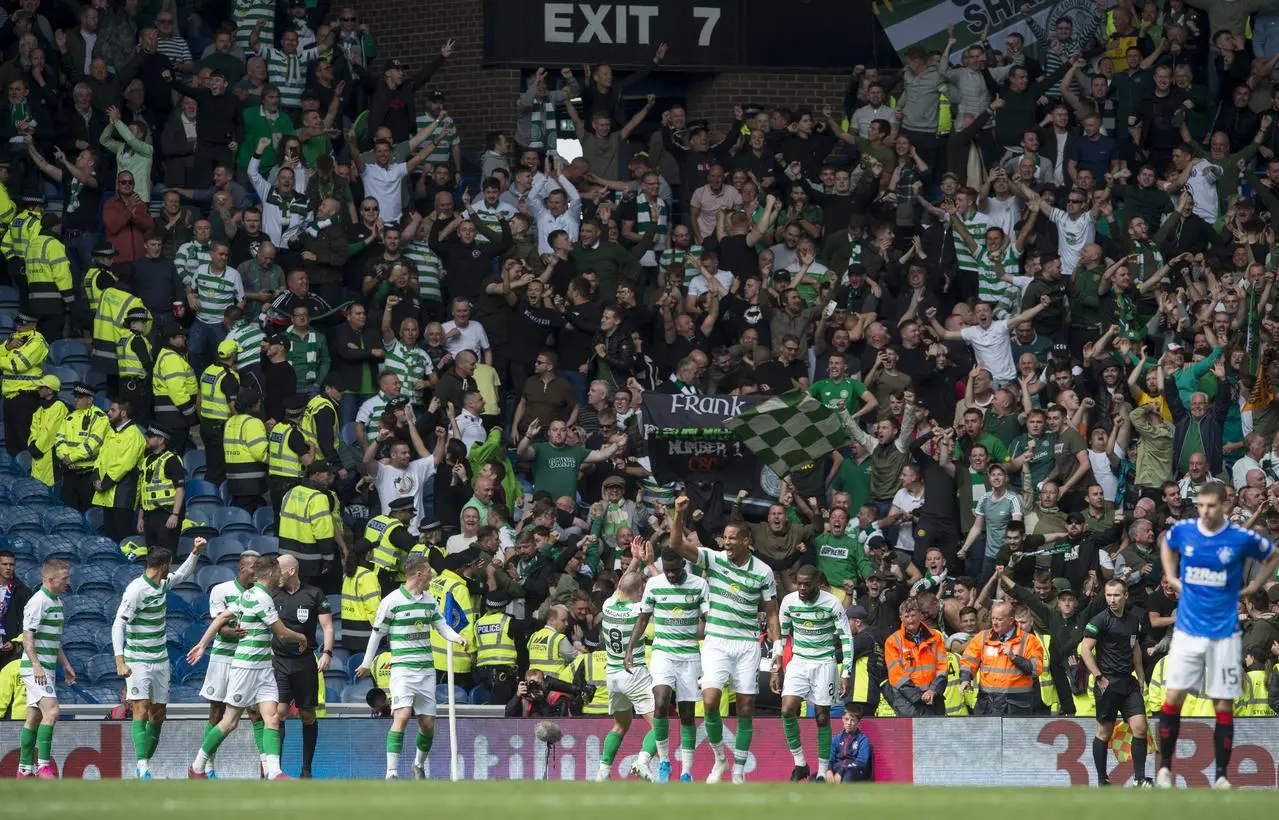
[366,514,409,579]
[140,451,179,511]
[278,485,336,545]
[198,364,234,422]
[475,612,518,667]
[0,210,40,260]
[268,421,305,478]
[1039,633,1060,714]
[526,624,568,677]
[0,656,27,720]
[24,234,73,315]
[117,331,152,379]
[1146,655,1215,716]
[301,394,339,457]
[55,405,109,470]
[0,181,15,243]
[568,650,609,714]
[28,398,68,486]
[944,651,970,716]
[153,347,197,408]
[429,570,477,674]
[0,329,47,397]
[84,266,114,318]
[92,288,149,372]
[91,420,146,507]
[1236,669,1275,716]
[340,565,380,649]
[225,414,268,467]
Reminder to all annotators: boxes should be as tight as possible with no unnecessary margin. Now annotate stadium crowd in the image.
[1,0,1279,784]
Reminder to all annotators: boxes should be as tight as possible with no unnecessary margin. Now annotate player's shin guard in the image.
[703,710,724,757]
[131,720,147,762]
[35,725,53,766]
[262,727,282,778]
[782,716,804,766]
[653,716,670,760]
[386,729,404,775]
[19,727,36,771]
[1158,702,1182,769]
[1092,737,1109,782]
[1213,712,1233,780]
[1132,735,1148,782]
[414,728,433,768]
[602,730,623,765]
[679,723,696,774]
[252,718,266,762]
[193,724,226,773]
[302,721,318,773]
[144,720,163,760]
[816,723,832,776]
[733,716,753,770]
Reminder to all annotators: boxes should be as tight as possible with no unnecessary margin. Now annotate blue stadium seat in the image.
[340,422,358,446]
[17,562,41,591]
[468,684,492,705]
[0,314,13,340]
[41,507,86,535]
[341,678,373,703]
[251,535,279,555]
[93,393,110,414]
[5,534,36,559]
[181,622,209,650]
[112,563,144,591]
[13,451,31,476]
[345,652,365,680]
[62,626,104,655]
[435,684,467,705]
[70,565,115,596]
[36,535,81,565]
[183,506,219,536]
[189,594,211,620]
[197,565,235,592]
[63,597,109,628]
[48,365,79,391]
[84,684,122,705]
[183,450,206,479]
[329,647,351,671]
[215,507,255,534]
[9,479,50,506]
[83,536,125,567]
[83,507,105,534]
[2,507,45,538]
[186,482,224,508]
[49,339,91,366]
[171,684,204,703]
[0,285,18,311]
[64,651,95,679]
[253,507,275,534]
[324,676,346,701]
[219,482,231,505]
[207,535,246,566]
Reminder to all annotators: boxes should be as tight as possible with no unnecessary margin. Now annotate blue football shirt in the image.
[1164,519,1273,639]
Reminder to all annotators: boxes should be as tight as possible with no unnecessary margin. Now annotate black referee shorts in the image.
[274,660,320,710]
[1095,675,1144,724]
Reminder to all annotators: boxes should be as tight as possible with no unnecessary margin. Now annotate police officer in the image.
[301,375,343,466]
[224,388,269,512]
[340,545,381,653]
[567,634,608,715]
[0,195,45,309]
[268,394,311,518]
[278,460,340,589]
[92,398,147,541]
[152,322,198,452]
[364,497,418,595]
[91,270,148,390]
[24,213,73,341]
[271,554,334,780]
[118,307,154,423]
[527,604,577,679]
[55,382,110,510]
[137,426,187,552]
[81,243,118,336]
[0,311,48,457]
[429,548,481,690]
[199,340,240,485]
[474,590,519,704]
[27,374,66,487]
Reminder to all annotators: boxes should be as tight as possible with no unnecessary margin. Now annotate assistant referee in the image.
[272,554,334,779]
[1080,578,1149,788]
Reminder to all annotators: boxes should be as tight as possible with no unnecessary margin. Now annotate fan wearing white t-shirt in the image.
[926,298,1051,385]
[352,139,433,225]
[1167,150,1223,224]
[361,414,445,536]
[1034,191,1096,277]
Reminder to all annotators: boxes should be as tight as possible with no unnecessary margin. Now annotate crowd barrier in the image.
[3,718,1278,784]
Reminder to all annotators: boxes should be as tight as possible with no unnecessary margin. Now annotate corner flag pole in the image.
[447,639,459,781]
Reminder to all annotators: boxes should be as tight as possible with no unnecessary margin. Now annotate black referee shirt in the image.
[1084,607,1141,679]
[272,584,329,671]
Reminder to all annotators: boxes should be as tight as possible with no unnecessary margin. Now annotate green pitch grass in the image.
[0,781,1277,820]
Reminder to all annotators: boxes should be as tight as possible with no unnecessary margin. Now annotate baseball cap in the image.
[1166,342,1184,352]
[939,171,959,182]
[428,89,446,102]
[38,374,60,392]
[1052,577,1076,596]
[382,58,408,73]
[602,476,625,490]
[846,605,869,620]
[307,460,337,476]
[217,339,241,358]
[1066,511,1086,525]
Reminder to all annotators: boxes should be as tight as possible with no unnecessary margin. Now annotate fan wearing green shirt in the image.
[516,418,625,502]
[810,507,873,592]
[808,352,877,422]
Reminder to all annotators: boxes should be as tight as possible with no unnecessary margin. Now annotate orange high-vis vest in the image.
[960,626,1045,695]
[884,626,948,690]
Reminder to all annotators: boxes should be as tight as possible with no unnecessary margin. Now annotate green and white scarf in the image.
[634,194,668,252]
[528,97,558,151]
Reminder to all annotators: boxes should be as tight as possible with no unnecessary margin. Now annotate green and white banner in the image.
[877,0,1113,61]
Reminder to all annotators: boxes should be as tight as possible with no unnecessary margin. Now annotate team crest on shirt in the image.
[394,475,416,493]
[1217,546,1233,565]
[1184,545,1194,557]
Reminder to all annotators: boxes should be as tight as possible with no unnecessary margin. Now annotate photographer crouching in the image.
[505,669,597,717]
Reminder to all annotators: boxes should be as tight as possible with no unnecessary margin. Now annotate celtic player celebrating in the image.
[201,551,258,779]
[627,542,710,783]
[18,559,75,779]
[595,571,659,782]
[772,566,853,782]
[355,553,468,779]
[670,495,780,784]
[113,539,206,779]
[185,554,308,780]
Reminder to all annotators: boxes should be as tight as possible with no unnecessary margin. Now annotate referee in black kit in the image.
[272,553,335,778]
[1080,577,1150,788]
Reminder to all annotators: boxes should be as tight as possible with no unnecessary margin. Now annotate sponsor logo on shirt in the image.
[1184,565,1227,587]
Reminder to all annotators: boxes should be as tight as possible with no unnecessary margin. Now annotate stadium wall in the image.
[4,719,1279,783]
